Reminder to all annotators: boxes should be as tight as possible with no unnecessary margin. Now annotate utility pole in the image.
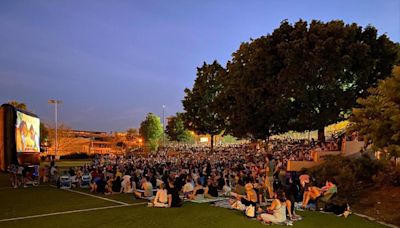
[162,104,166,148]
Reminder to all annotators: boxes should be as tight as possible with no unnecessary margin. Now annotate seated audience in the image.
[258,190,288,224]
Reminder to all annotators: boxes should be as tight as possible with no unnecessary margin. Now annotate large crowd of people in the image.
[8,138,346,225]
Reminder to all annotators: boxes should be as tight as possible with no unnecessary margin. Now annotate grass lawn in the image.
[0,186,114,219]
[0,174,385,228]
[40,160,91,168]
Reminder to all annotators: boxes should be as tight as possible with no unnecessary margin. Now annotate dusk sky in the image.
[0,0,399,132]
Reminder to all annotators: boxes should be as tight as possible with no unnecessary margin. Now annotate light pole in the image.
[162,104,166,148]
[48,99,62,159]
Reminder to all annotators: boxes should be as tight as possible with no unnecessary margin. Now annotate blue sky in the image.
[0,0,399,132]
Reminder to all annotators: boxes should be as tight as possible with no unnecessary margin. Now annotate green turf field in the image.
[0,173,385,228]
[40,160,91,168]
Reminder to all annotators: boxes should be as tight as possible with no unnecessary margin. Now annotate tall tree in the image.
[7,100,27,110]
[219,20,398,141]
[139,113,163,152]
[166,113,193,143]
[182,61,225,150]
[217,24,294,140]
[287,20,398,141]
[40,122,50,146]
[350,66,400,159]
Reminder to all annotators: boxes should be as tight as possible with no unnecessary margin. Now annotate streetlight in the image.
[48,99,62,159]
[162,104,166,148]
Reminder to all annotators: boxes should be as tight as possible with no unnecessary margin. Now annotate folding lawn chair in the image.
[80,175,90,188]
[60,175,72,189]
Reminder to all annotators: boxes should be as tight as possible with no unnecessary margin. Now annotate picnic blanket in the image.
[189,197,228,203]
[212,199,302,226]
[211,199,232,209]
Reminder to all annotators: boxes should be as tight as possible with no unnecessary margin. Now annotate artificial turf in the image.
[40,160,91,168]
[0,172,385,228]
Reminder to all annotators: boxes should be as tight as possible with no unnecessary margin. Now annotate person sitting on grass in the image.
[301,181,322,208]
[231,183,257,208]
[216,173,225,191]
[122,179,133,193]
[96,176,107,194]
[121,172,132,193]
[167,176,183,207]
[22,165,32,187]
[320,178,338,200]
[189,179,205,200]
[149,183,169,208]
[182,177,194,199]
[257,190,288,225]
[205,178,219,198]
[302,178,338,209]
[232,179,246,196]
[112,176,122,193]
[134,176,153,199]
[105,176,113,195]
[90,168,99,193]
[221,178,231,196]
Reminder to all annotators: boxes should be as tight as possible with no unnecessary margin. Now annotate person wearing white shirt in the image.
[182,178,194,198]
[151,183,168,208]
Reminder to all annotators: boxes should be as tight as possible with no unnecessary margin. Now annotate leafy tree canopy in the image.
[218,20,398,141]
[7,100,27,111]
[40,123,49,145]
[182,61,225,149]
[166,113,193,143]
[350,66,400,158]
[139,113,163,152]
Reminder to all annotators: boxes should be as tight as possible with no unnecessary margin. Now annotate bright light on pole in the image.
[48,99,62,159]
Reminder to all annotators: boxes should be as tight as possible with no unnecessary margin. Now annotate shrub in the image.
[307,154,386,201]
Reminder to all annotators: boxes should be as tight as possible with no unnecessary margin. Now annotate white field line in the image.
[0,187,13,190]
[50,185,129,206]
[0,202,147,223]
[0,185,49,190]
[353,213,399,228]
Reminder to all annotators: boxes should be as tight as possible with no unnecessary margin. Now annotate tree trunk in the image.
[318,127,325,142]
[210,135,214,152]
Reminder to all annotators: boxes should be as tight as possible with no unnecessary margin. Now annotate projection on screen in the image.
[15,111,40,153]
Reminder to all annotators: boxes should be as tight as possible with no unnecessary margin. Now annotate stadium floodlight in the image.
[48,99,62,159]
[162,105,166,148]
